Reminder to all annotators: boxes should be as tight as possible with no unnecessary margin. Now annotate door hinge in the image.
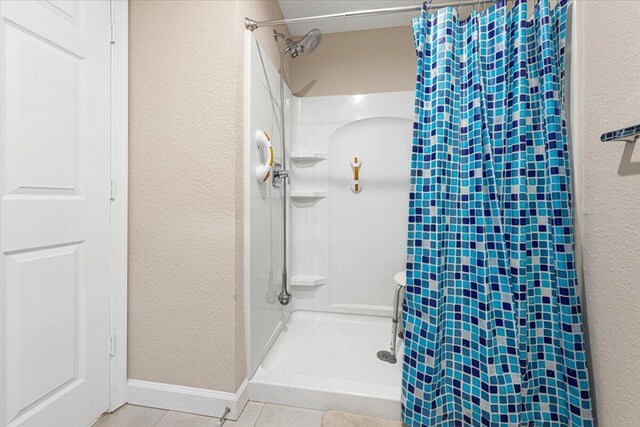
[109,335,116,357]
[110,23,116,44]
[110,179,116,201]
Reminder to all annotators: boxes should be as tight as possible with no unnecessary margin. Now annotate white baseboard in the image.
[126,379,249,420]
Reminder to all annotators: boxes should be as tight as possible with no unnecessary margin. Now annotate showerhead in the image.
[299,29,322,55]
[274,28,323,58]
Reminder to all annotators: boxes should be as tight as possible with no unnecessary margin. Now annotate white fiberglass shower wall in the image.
[289,93,414,316]
[245,35,292,376]
[244,33,413,419]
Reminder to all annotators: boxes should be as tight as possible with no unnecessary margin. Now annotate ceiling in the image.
[277,0,422,37]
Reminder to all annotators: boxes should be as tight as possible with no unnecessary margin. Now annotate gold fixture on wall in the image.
[351,156,362,193]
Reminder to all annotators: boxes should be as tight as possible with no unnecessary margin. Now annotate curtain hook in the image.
[427,0,434,14]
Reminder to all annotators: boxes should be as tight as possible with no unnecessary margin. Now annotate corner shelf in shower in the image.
[290,152,327,161]
[290,190,327,199]
[290,275,328,287]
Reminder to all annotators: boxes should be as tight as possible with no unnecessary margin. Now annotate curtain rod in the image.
[244,1,497,31]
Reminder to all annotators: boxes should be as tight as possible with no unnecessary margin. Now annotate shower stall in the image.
[243,28,413,420]
[243,1,584,423]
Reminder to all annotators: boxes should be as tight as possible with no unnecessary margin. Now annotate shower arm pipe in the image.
[244,0,496,31]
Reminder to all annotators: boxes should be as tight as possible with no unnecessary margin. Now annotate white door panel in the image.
[1,1,111,426]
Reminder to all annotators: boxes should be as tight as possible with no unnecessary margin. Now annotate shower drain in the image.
[377,350,397,364]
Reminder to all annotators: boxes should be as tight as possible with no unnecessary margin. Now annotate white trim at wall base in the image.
[126,379,249,420]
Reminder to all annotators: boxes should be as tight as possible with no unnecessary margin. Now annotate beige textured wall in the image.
[128,1,640,414]
[581,1,640,424]
[291,26,416,97]
[128,0,288,393]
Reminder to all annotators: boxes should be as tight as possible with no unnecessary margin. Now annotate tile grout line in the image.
[152,409,171,426]
[250,402,266,427]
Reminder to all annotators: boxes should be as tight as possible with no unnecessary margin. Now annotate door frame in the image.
[108,0,128,413]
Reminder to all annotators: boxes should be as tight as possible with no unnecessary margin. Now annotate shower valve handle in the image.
[271,163,289,188]
[273,169,289,179]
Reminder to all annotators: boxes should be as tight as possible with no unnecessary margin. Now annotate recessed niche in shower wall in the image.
[289,91,414,316]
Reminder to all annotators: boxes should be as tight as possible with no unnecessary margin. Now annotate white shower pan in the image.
[248,310,403,421]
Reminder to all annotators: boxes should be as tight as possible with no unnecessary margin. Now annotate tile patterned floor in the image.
[93,402,324,427]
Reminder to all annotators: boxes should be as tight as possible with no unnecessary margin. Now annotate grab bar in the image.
[351,156,362,193]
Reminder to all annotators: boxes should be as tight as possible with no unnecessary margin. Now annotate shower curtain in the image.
[403,0,593,426]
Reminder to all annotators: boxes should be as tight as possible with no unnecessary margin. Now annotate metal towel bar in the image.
[601,124,640,143]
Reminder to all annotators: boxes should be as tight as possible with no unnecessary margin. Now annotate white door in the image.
[0,1,112,426]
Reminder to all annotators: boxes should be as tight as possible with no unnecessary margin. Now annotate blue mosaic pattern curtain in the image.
[403,0,593,425]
